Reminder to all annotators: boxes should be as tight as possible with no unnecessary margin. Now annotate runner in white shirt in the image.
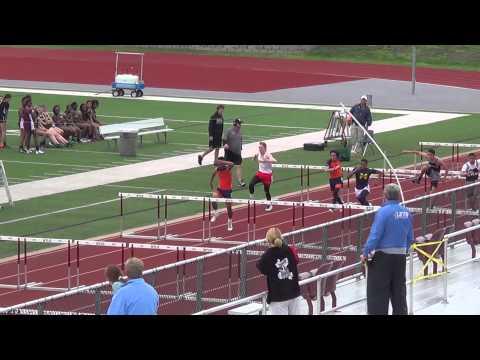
[461,153,480,210]
[249,142,277,211]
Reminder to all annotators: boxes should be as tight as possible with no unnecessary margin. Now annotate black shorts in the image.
[217,188,232,198]
[329,177,343,191]
[209,135,222,149]
[224,149,242,165]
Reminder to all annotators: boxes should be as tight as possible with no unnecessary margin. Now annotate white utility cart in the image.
[111,51,145,98]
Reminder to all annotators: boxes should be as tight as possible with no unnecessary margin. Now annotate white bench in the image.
[100,118,174,147]
[228,302,264,315]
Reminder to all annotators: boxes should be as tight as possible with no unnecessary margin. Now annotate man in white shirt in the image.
[249,142,277,211]
[461,153,480,211]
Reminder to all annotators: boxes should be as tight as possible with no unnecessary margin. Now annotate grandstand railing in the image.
[194,224,480,315]
[1,181,479,315]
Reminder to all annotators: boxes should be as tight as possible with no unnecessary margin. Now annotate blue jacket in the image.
[350,104,372,128]
[363,200,414,257]
[107,278,159,315]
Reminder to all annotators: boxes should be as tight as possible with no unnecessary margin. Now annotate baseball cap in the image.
[361,95,368,101]
[233,118,242,125]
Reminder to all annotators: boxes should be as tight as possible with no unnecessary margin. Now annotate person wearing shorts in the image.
[462,153,480,211]
[0,94,11,149]
[325,150,344,207]
[402,148,448,192]
[223,118,245,187]
[198,105,225,166]
[19,103,36,154]
[209,157,234,231]
[347,158,382,206]
[18,95,31,153]
[249,142,277,212]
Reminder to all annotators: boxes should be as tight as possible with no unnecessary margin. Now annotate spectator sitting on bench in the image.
[73,102,94,142]
[35,105,69,147]
[52,105,81,144]
[86,100,102,141]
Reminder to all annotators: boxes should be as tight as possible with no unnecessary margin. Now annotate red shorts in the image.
[256,171,272,185]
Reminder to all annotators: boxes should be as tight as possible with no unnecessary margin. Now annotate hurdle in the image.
[272,163,466,199]
[419,141,480,171]
[3,180,480,314]
[118,192,479,249]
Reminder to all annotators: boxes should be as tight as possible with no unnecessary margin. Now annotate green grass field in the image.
[1,91,393,185]
[1,107,479,258]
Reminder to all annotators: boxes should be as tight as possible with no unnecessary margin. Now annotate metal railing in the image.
[194,224,480,315]
[2,181,479,315]
[193,262,362,315]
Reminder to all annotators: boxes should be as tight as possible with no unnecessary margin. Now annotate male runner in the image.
[209,157,234,231]
[402,149,448,192]
[347,158,382,206]
[249,142,277,212]
[325,150,344,208]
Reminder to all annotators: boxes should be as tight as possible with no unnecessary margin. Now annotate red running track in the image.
[1,47,480,92]
[0,155,471,310]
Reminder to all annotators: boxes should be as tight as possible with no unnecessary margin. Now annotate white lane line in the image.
[44,173,68,177]
[0,189,166,225]
[1,160,101,169]
[0,85,452,116]
[56,170,79,174]
[100,184,164,190]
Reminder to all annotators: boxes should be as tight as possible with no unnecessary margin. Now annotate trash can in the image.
[119,130,138,156]
[335,146,351,162]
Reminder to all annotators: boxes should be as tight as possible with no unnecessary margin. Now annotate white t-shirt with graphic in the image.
[462,160,480,181]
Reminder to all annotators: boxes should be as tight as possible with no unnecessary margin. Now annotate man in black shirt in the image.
[0,94,11,149]
[198,105,225,166]
[349,95,372,154]
[347,158,382,206]
[257,227,302,315]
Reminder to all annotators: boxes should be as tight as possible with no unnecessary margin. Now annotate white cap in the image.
[361,95,368,101]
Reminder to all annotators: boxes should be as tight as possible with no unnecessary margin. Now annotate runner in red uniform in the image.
[209,157,234,231]
[325,150,344,208]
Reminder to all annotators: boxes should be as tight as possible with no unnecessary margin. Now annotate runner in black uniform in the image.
[402,148,448,192]
[198,105,225,166]
[347,158,382,206]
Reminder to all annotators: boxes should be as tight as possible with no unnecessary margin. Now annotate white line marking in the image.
[100,184,164,190]
[1,160,101,169]
[44,173,67,177]
[0,189,166,225]
[0,85,450,115]
[56,170,78,174]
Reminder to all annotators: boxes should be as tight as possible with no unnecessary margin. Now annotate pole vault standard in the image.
[340,102,405,202]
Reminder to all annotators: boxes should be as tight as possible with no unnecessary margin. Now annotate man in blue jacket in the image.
[349,95,372,154]
[107,257,159,315]
[361,183,413,315]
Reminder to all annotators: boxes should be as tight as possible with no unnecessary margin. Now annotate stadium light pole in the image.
[411,45,416,95]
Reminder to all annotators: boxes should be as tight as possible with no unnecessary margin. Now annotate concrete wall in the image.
[138,45,317,53]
